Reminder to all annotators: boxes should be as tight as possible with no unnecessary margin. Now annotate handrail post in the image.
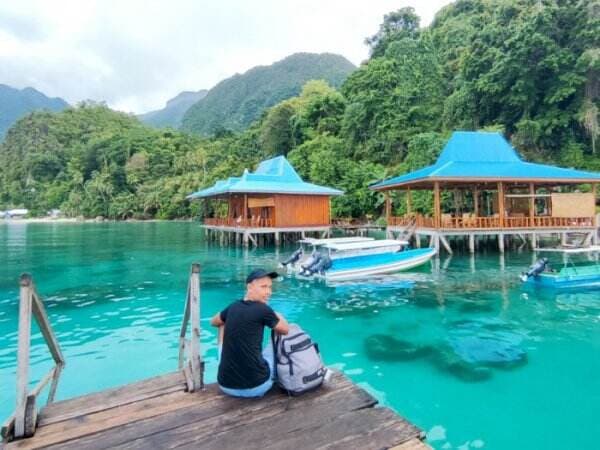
[189,263,202,391]
[15,274,33,438]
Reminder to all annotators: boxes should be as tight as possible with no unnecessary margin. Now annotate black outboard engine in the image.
[281,248,303,267]
[308,254,332,276]
[301,250,320,271]
[520,258,549,282]
[301,252,322,276]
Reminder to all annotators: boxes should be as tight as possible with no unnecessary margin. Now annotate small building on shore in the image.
[188,156,343,246]
[370,131,600,253]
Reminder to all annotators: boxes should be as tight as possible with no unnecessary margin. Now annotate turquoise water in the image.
[1,222,599,449]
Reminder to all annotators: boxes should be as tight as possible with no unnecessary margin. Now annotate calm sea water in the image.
[1,222,599,449]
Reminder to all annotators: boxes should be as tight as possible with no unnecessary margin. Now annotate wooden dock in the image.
[2,370,427,450]
[2,265,429,450]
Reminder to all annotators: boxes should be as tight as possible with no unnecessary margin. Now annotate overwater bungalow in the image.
[188,156,343,246]
[371,131,600,253]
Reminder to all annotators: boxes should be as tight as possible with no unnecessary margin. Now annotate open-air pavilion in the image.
[371,131,600,253]
[188,156,343,247]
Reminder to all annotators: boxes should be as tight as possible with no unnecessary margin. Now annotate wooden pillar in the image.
[15,275,33,438]
[593,183,598,227]
[529,183,535,227]
[385,191,391,223]
[434,182,441,229]
[243,194,248,224]
[473,187,479,217]
[274,231,280,247]
[497,182,505,228]
[469,234,475,253]
[498,233,505,253]
[406,188,412,215]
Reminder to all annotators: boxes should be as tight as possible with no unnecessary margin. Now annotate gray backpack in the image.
[272,324,326,395]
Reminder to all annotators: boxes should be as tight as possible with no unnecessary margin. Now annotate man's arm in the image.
[210,312,224,327]
[273,312,289,335]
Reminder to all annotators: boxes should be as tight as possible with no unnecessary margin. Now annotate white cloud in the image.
[0,0,452,113]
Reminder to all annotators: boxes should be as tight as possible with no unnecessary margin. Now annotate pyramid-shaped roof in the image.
[371,131,600,190]
[188,156,343,198]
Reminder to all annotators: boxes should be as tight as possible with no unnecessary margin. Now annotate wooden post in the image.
[189,263,202,391]
[593,183,598,227]
[498,182,505,228]
[406,188,412,215]
[243,194,248,224]
[469,234,475,253]
[498,233,505,253]
[384,191,391,224]
[15,274,33,438]
[529,183,535,227]
[473,187,479,217]
[434,182,441,229]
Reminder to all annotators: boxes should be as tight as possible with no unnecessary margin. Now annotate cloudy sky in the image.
[0,0,452,114]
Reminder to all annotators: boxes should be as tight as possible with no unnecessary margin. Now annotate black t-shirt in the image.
[217,300,279,389]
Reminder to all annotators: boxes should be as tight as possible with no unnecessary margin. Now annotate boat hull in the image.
[323,248,437,281]
[524,273,600,290]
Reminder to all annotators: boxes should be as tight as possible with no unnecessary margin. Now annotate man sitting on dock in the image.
[210,268,289,397]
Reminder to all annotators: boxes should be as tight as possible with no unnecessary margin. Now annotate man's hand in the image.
[210,312,224,327]
[274,312,289,335]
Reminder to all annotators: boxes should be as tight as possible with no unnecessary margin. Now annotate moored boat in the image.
[520,246,600,290]
[282,238,436,281]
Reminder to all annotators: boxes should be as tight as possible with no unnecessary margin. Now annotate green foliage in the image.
[138,90,207,128]
[0,84,68,140]
[180,53,356,135]
[2,1,600,221]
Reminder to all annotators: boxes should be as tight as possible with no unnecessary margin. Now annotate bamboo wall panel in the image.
[551,193,595,217]
[274,195,330,227]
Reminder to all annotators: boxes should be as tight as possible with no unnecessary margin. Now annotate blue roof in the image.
[188,156,343,198]
[371,131,600,189]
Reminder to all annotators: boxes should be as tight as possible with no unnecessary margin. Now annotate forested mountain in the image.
[138,90,207,128]
[1,0,598,219]
[180,53,356,135]
[0,84,68,140]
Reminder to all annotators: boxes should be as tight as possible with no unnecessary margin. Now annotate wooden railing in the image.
[203,217,274,228]
[178,263,204,392]
[2,274,65,441]
[389,215,595,229]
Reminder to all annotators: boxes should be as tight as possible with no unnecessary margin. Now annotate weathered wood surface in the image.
[4,371,424,450]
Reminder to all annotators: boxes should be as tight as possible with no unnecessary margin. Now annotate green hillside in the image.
[138,90,207,128]
[0,84,68,140]
[1,1,598,220]
[180,53,356,135]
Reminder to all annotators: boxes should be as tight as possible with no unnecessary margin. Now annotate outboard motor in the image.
[310,254,332,275]
[280,248,303,267]
[301,252,322,277]
[520,257,549,282]
[301,250,320,271]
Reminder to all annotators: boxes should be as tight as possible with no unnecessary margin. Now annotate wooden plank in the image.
[390,437,432,450]
[31,291,64,365]
[6,390,207,450]
[42,373,355,450]
[189,264,202,391]
[15,274,34,439]
[186,407,418,450]
[106,377,371,450]
[37,371,185,426]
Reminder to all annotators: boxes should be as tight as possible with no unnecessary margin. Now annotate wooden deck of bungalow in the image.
[2,265,429,450]
[387,213,599,254]
[202,218,331,247]
[2,370,428,450]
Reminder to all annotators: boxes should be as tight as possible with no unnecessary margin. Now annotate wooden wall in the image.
[551,193,595,217]
[273,194,330,227]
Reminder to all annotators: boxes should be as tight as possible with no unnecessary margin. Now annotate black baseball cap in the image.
[246,268,279,284]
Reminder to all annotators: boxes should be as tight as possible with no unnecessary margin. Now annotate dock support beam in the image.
[498,233,505,253]
[468,234,475,253]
